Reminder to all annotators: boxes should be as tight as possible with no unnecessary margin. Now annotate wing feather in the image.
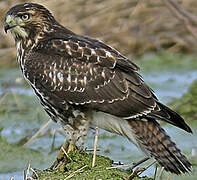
[24,36,191,132]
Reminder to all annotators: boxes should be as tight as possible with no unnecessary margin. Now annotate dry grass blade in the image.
[92,127,99,168]
[11,90,23,110]
[61,146,72,161]
[65,165,87,180]
[50,127,65,153]
[128,161,156,180]
[162,0,197,41]
[23,162,38,180]
[29,167,39,180]
[23,119,52,147]
[106,163,133,170]
[155,167,164,180]
[166,0,197,25]
[106,157,149,170]
[138,161,156,176]
[0,93,8,105]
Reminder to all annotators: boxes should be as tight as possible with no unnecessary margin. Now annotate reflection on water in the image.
[0,66,197,180]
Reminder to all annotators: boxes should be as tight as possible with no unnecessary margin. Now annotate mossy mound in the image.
[169,80,197,121]
[36,151,152,180]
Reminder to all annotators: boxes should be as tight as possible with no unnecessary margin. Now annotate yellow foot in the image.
[49,141,77,170]
[67,143,76,153]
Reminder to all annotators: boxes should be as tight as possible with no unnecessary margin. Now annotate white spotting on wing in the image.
[57,72,64,82]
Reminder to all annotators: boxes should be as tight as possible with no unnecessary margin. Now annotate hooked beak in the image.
[4,22,12,33]
[4,15,17,33]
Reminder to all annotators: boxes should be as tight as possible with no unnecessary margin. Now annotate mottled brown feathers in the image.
[128,120,192,174]
[25,40,156,119]
[29,36,192,132]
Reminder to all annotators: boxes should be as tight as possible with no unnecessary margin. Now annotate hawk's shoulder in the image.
[34,34,140,73]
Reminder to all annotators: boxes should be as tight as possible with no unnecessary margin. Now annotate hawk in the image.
[4,3,192,174]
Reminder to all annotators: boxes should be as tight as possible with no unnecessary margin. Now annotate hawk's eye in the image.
[21,14,30,21]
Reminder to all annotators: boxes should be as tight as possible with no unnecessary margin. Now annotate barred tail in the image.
[128,120,192,174]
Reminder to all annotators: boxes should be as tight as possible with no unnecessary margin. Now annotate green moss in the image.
[169,80,197,120]
[36,151,153,180]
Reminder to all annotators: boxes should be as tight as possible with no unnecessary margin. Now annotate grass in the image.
[137,52,197,73]
[36,151,153,180]
[169,80,197,121]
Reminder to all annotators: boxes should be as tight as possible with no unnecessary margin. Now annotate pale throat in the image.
[14,22,54,67]
[15,36,34,72]
[14,30,46,72]
[12,27,43,49]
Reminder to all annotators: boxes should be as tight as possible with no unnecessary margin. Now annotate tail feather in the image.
[149,102,192,133]
[128,119,192,174]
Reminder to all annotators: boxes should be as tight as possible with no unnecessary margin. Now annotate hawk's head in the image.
[4,3,57,43]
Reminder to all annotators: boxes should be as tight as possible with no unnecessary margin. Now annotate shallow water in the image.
[0,54,197,180]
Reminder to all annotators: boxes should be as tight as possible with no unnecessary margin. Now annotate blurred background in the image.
[0,0,197,179]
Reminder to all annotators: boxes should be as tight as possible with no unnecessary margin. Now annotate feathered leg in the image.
[50,112,90,170]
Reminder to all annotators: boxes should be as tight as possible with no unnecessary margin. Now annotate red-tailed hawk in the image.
[4,3,192,174]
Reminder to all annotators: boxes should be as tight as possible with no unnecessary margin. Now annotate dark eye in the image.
[21,14,30,21]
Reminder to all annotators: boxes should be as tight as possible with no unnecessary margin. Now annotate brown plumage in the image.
[4,3,192,174]
[128,120,191,174]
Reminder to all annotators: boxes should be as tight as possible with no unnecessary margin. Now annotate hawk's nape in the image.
[4,2,192,175]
